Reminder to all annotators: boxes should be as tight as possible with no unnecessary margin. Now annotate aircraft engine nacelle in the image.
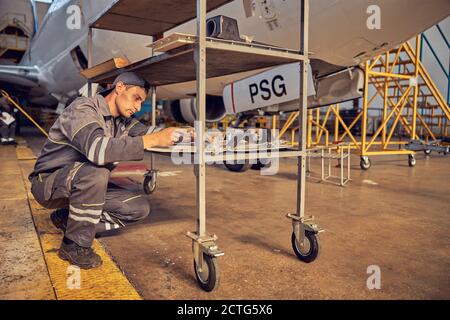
[163,95,227,124]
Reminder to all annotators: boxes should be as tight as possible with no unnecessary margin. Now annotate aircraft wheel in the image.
[251,160,266,170]
[224,162,251,172]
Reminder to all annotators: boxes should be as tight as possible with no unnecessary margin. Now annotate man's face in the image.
[115,82,147,118]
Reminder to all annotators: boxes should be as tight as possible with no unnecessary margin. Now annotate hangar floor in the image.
[15,130,450,299]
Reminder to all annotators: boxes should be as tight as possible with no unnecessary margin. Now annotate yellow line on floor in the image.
[17,147,142,300]
[16,146,37,160]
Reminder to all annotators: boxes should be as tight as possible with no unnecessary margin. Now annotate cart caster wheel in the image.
[291,231,319,263]
[360,157,371,171]
[194,253,220,292]
[251,160,266,170]
[408,155,416,167]
[224,162,250,172]
[143,174,157,194]
[424,149,432,156]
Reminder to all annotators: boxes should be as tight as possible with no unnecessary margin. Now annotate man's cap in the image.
[99,72,151,97]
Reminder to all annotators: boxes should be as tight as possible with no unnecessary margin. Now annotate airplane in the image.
[0,0,449,123]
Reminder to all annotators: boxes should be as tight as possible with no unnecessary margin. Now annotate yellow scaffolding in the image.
[278,36,450,170]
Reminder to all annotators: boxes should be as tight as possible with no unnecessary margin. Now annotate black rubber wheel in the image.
[251,160,266,170]
[291,230,319,263]
[360,157,371,171]
[408,155,416,167]
[143,174,157,194]
[224,162,251,172]
[194,253,220,292]
[424,149,432,156]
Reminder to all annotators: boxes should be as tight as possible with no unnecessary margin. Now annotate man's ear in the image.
[115,81,126,93]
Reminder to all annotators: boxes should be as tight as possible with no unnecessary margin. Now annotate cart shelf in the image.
[92,0,233,36]
[86,37,304,86]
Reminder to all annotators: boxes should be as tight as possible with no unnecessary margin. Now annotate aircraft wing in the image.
[0,65,40,88]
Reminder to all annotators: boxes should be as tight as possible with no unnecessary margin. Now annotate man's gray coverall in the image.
[29,95,156,247]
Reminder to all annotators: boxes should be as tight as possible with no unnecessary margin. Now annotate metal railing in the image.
[0,12,32,37]
[420,23,450,105]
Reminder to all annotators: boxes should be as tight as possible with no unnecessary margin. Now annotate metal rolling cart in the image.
[84,0,321,292]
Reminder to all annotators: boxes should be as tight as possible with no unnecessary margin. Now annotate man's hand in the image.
[143,127,193,149]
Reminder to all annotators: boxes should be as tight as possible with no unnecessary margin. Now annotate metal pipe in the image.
[361,62,370,155]
[411,35,421,140]
[382,51,389,145]
[87,28,93,98]
[296,0,309,218]
[29,0,38,36]
[151,86,156,170]
[196,0,207,237]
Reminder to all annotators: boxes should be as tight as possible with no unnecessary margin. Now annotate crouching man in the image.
[29,72,188,269]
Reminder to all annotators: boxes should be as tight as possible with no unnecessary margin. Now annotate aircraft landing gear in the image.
[251,160,266,170]
[224,161,250,172]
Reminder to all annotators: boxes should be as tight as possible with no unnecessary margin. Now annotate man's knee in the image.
[73,164,110,192]
[128,197,151,221]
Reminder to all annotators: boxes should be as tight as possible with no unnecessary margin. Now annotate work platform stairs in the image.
[369,23,450,140]
[0,13,31,62]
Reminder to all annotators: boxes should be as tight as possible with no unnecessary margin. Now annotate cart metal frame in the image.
[306,144,351,187]
[85,0,321,292]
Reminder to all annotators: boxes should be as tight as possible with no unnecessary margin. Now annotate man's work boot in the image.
[50,208,69,232]
[58,239,102,269]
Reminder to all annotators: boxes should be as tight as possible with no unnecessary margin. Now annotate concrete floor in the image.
[24,131,450,300]
[0,142,55,299]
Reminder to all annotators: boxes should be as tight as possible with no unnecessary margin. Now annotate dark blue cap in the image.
[99,72,150,96]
